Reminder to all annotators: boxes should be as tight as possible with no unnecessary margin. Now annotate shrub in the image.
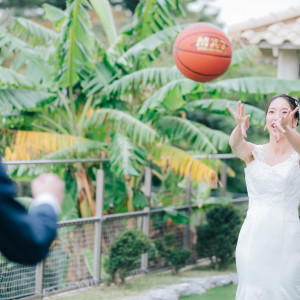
[196,204,241,269]
[104,229,151,284]
[154,233,191,274]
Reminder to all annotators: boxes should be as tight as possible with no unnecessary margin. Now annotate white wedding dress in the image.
[235,144,300,300]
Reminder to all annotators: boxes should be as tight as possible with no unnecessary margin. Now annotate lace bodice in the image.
[244,144,300,221]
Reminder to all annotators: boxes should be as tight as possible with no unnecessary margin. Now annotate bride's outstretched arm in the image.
[227,101,254,164]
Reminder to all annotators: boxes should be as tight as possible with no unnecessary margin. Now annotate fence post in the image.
[141,167,151,271]
[93,169,104,285]
[35,261,44,299]
[183,175,191,250]
[220,162,227,197]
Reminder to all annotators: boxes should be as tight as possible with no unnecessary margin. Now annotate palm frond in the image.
[138,78,199,115]
[99,66,184,101]
[182,99,265,126]
[4,130,87,160]
[84,108,158,145]
[109,133,147,178]
[148,143,218,186]
[10,17,58,46]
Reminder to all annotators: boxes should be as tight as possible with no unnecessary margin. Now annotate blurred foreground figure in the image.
[0,163,64,265]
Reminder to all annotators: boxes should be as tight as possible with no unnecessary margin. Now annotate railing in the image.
[0,155,247,300]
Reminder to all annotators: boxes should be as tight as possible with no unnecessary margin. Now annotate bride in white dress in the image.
[227,94,300,300]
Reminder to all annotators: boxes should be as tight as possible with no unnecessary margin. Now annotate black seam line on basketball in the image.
[174,48,231,59]
[176,52,225,77]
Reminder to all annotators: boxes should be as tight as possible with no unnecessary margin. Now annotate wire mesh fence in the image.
[0,155,245,299]
[0,206,204,299]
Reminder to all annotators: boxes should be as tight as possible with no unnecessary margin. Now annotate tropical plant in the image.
[1,0,300,219]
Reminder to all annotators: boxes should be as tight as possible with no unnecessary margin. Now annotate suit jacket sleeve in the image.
[0,162,58,265]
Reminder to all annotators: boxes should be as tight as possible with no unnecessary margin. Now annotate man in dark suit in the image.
[0,162,64,265]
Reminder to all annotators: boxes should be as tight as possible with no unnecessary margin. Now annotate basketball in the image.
[173,22,232,82]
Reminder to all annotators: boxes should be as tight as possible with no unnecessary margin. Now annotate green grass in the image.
[180,284,236,300]
[48,263,237,300]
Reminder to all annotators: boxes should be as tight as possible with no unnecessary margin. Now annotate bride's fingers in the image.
[237,101,241,115]
[290,108,298,116]
[227,105,237,117]
[241,104,245,117]
[276,122,286,133]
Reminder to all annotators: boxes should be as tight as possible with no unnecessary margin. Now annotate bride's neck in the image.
[267,139,293,155]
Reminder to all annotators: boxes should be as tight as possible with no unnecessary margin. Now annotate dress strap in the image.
[252,144,264,161]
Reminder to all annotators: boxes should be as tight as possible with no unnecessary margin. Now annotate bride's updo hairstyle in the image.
[265,94,299,126]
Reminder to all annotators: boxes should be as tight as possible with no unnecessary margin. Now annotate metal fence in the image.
[0,155,247,300]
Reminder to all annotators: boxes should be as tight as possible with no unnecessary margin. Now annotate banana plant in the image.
[2,0,299,217]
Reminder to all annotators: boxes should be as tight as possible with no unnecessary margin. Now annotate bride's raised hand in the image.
[227,101,250,138]
[274,107,298,142]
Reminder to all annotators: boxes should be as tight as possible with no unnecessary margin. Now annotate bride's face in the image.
[265,97,298,136]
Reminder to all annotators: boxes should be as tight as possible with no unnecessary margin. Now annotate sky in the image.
[188,0,300,31]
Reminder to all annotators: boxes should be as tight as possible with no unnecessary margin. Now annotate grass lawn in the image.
[180,284,236,300]
[47,262,237,300]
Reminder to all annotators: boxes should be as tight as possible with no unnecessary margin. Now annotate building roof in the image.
[228,6,300,48]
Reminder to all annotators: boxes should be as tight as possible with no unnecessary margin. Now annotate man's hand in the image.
[31,173,65,205]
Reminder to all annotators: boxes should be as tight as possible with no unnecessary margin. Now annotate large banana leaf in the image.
[0,89,55,111]
[148,143,218,185]
[100,66,184,101]
[56,0,96,88]
[117,24,186,67]
[182,99,265,127]
[5,130,87,160]
[109,133,147,178]
[89,0,117,45]
[10,17,58,46]
[156,116,230,153]
[204,77,300,96]
[84,108,158,145]
[0,66,36,89]
[0,30,54,83]
[43,3,67,31]
[133,0,182,39]
[138,78,200,115]
[156,116,217,153]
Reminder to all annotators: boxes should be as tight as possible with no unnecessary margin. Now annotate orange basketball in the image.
[173,22,232,82]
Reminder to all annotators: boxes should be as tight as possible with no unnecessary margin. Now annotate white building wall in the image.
[277,49,299,80]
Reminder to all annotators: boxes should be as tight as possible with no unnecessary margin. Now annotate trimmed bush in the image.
[105,229,151,284]
[155,233,191,274]
[196,204,241,269]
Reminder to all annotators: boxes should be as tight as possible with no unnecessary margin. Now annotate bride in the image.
[227,94,300,300]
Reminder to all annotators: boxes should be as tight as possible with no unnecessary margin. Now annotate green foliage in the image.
[154,233,191,274]
[196,204,242,269]
[104,230,152,284]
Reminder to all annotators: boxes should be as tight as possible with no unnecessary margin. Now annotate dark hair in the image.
[265,94,299,126]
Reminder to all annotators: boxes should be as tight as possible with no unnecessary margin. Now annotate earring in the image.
[264,125,267,132]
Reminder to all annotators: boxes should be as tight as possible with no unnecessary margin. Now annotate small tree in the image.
[154,233,191,275]
[105,230,151,284]
[196,204,241,269]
